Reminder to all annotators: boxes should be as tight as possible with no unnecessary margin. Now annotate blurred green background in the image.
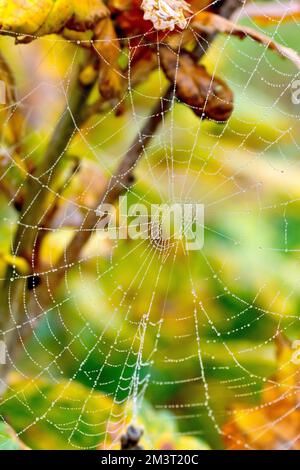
[1,13,300,450]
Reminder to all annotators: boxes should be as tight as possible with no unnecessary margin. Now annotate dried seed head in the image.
[141,0,192,31]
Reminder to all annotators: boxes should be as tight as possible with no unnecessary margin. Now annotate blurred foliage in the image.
[1,4,300,451]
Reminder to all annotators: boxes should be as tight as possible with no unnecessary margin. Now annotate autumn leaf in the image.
[0,52,27,208]
[190,12,300,70]
[108,0,133,12]
[223,335,300,450]
[160,46,234,122]
[0,422,29,450]
[235,1,300,26]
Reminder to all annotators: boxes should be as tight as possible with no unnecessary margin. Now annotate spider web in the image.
[1,0,300,451]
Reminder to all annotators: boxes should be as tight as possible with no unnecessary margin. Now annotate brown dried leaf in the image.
[160,46,234,122]
[0,0,109,37]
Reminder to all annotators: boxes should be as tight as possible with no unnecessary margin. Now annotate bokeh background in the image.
[1,6,300,450]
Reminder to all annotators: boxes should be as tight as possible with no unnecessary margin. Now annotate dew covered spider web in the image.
[1,0,300,451]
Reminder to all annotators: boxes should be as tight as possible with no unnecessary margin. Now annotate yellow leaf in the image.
[0,253,30,275]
